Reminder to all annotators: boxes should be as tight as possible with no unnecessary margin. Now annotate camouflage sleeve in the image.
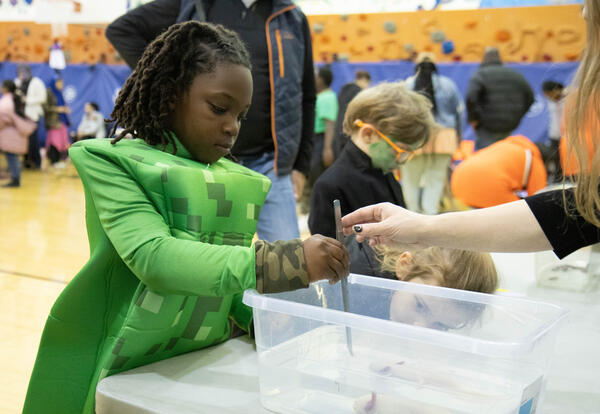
[254,239,310,293]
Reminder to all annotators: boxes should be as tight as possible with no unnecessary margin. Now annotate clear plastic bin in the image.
[535,244,600,292]
[243,274,567,414]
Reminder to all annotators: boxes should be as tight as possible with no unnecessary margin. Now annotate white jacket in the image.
[22,77,47,122]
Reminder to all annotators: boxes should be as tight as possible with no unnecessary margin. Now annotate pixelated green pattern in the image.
[206,183,233,217]
[97,138,270,377]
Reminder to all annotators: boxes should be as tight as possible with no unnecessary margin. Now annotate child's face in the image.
[389,253,469,331]
[356,123,415,173]
[170,63,252,164]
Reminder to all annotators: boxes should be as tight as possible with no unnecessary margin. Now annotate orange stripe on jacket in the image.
[451,135,547,208]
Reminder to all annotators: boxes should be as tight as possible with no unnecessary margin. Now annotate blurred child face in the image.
[389,253,470,331]
[543,89,563,102]
[170,62,252,164]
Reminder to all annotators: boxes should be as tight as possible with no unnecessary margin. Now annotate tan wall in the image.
[307,4,585,63]
[0,4,586,65]
[0,22,120,65]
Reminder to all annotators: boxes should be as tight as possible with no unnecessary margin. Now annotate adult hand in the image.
[322,146,334,168]
[469,121,478,130]
[341,202,428,250]
[291,169,306,201]
[303,234,349,285]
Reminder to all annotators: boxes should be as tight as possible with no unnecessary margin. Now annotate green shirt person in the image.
[23,22,349,414]
[314,66,338,168]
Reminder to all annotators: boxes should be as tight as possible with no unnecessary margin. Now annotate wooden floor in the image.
[0,165,89,414]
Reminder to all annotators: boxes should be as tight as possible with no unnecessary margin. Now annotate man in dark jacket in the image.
[106,0,315,242]
[466,47,534,150]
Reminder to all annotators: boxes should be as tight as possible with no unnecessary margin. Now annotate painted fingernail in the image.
[353,225,363,233]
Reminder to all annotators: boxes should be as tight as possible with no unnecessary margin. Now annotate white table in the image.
[97,253,600,413]
[96,335,268,414]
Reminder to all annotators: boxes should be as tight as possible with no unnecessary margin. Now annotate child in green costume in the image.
[23,21,349,414]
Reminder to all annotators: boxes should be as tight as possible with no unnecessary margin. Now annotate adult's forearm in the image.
[422,200,552,252]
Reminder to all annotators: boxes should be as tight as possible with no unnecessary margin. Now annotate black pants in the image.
[47,145,67,164]
[474,128,512,151]
[26,129,41,169]
[299,133,326,214]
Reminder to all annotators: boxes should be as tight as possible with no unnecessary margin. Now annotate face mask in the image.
[368,140,402,173]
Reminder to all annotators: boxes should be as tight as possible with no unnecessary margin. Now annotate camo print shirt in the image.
[254,239,310,293]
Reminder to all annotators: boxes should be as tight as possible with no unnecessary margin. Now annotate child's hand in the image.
[303,235,350,284]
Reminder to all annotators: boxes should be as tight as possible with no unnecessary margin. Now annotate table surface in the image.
[96,252,600,414]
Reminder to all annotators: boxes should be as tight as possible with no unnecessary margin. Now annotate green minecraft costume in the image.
[23,135,309,413]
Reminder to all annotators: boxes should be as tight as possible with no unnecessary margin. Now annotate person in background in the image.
[106,0,316,243]
[542,80,566,182]
[15,64,47,169]
[333,70,371,158]
[309,82,433,238]
[311,65,338,179]
[466,47,534,150]
[402,53,462,215]
[451,135,547,208]
[0,80,36,187]
[77,102,106,140]
[44,77,71,168]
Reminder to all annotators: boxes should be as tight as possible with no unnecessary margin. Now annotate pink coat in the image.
[0,94,36,155]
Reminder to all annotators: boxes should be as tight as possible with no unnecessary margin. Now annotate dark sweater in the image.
[466,62,535,132]
[207,0,273,158]
[308,140,405,238]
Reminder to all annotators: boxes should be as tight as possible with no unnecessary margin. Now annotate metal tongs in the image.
[334,199,353,355]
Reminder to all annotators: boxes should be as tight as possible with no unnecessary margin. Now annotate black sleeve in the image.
[106,0,180,69]
[465,72,483,123]
[292,12,316,176]
[525,189,600,259]
[308,177,338,238]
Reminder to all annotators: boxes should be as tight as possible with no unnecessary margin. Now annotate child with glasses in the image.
[308,81,435,239]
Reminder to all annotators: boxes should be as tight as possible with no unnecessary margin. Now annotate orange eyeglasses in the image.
[354,119,414,163]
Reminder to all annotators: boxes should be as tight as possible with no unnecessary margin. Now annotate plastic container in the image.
[243,274,567,414]
[535,243,600,292]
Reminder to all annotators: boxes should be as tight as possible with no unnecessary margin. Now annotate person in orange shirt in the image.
[451,135,547,208]
[559,102,598,177]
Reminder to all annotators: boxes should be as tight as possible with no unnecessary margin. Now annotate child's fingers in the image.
[323,237,350,265]
[327,254,348,283]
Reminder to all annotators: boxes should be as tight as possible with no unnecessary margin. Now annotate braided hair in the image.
[109,21,251,153]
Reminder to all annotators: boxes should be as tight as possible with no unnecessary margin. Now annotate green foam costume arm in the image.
[71,144,257,297]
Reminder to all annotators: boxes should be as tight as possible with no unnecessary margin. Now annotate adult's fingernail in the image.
[353,225,362,233]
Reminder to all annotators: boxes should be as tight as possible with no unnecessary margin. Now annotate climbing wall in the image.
[0,22,121,64]
[307,4,585,63]
[0,4,585,65]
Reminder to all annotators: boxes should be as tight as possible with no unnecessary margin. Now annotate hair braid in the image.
[109,21,251,152]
